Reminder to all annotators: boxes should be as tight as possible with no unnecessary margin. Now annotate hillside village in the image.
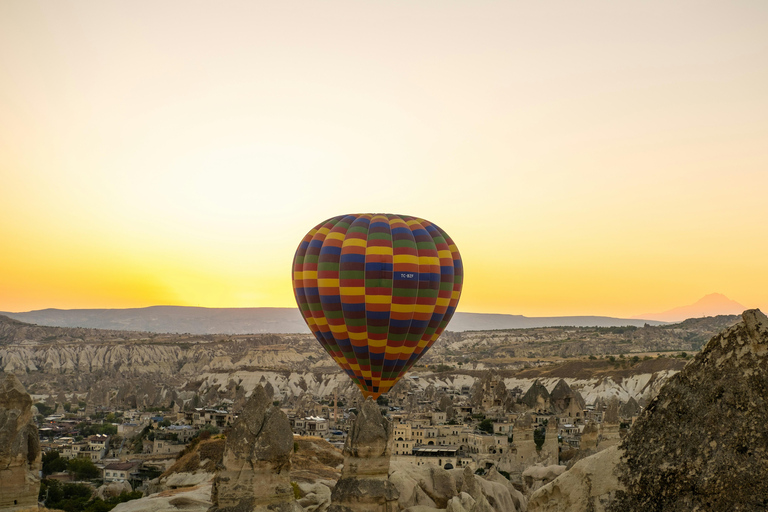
[32,369,640,493]
[0,312,745,512]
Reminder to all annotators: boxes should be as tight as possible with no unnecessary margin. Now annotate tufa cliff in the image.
[210,384,302,512]
[330,397,399,512]
[609,309,768,511]
[0,374,41,511]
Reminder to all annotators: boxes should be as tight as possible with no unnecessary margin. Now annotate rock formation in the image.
[520,380,550,412]
[618,396,640,418]
[330,397,399,512]
[210,384,302,512]
[0,374,41,511]
[528,445,622,512]
[609,309,768,511]
[549,379,585,415]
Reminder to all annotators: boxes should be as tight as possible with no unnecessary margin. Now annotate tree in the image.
[42,451,68,475]
[534,427,546,451]
[477,419,494,434]
[68,458,101,480]
[35,402,54,416]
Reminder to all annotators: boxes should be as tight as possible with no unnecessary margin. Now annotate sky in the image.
[1,1,766,318]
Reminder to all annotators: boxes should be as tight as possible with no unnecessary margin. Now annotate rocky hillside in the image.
[429,315,740,363]
[609,309,768,510]
[0,314,739,410]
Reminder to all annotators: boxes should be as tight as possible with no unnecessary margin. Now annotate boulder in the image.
[483,468,527,511]
[521,464,566,495]
[94,480,133,500]
[297,481,333,512]
[210,384,302,512]
[528,445,622,512]
[0,374,41,512]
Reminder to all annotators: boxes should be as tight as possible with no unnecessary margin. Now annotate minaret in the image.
[333,387,338,430]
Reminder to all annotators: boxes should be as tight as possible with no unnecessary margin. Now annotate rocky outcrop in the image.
[0,374,41,511]
[528,445,622,512]
[610,309,768,511]
[520,380,550,412]
[210,384,302,512]
[522,465,566,496]
[549,379,585,414]
[618,396,640,418]
[330,397,399,512]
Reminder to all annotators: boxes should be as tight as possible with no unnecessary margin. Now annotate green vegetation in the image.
[35,402,54,416]
[42,451,68,475]
[477,418,494,434]
[39,479,141,512]
[77,422,117,436]
[534,427,546,451]
[67,458,102,480]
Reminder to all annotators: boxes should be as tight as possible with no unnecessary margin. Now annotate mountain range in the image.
[1,294,748,334]
[0,306,668,334]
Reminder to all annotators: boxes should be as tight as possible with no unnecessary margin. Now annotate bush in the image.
[42,451,68,475]
[35,402,54,416]
[68,458,101,480]
[477,419,494,434]
[40,479,142,512]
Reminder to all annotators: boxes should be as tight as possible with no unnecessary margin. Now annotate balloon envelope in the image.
[292,213,463,399]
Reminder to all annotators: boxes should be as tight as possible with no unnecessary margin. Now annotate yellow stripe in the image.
[368,338,387,349]
[448,244,458,253]
[326,231,345,241]
[391,303,416,313]
[343,238,367,247]
[436,297,450,307]
[317,278,340,288]
[437,250,452,259]
[314,316,328,326]
[393,254,418,264]
[329,324,348,334]
[340,287,365,295]
[451,291,460,299]
[384,345,414,355]
[414,304,434,314]
[317,227,330,235]
[366,295,392,304]
[366,246,392,255]
[418,256,440,266]
[406,220,423,226]
[348,363,360,371]
[349,332,368,341]
[302,271,317,280]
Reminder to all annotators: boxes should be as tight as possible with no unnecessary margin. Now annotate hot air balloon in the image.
[292,213,463,399]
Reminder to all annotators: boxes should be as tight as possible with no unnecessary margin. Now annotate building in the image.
[292,416,329,437]
[103,461,141,483]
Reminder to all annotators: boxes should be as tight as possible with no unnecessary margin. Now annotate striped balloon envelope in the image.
[292,213,463,399]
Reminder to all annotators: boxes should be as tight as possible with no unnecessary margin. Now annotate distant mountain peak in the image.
[635,293,746,323]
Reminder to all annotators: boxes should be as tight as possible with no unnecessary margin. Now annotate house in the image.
[103,461,141,483]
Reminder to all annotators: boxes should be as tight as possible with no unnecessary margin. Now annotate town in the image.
[34,372,639,493]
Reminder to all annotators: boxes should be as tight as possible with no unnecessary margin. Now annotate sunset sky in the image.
[1,1,766,317]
